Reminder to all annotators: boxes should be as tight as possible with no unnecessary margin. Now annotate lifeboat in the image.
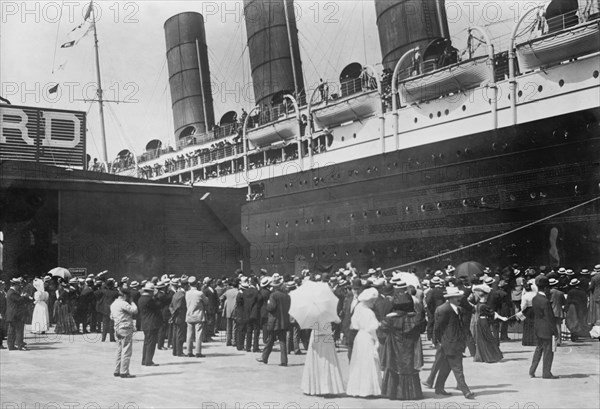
[516,19,600,72]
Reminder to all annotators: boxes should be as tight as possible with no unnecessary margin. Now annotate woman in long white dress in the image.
[301,319,345,395]
[346,287,382,397]
[31,278,49,334]
[301,282,345,396]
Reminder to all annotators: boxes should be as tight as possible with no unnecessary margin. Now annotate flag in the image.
[84,1,93,21]
[49,84,59,94]
[61,40,76,48]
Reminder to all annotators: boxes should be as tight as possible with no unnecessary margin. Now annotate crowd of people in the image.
[1,262,599,399]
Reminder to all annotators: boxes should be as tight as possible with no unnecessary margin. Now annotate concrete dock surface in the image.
[1,327,598,409]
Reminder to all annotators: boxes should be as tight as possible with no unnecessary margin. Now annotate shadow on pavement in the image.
[558,374,591,379]
[470,389,519,397]
[470,384,511,389]
[134,371,184,377]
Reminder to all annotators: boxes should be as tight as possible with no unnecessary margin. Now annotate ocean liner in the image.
[113,0,600,275]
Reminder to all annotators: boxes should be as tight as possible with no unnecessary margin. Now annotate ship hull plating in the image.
[241,108,600,274]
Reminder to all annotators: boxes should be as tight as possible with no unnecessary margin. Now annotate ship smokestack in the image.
[164,12,215,148]
[244,0,305,108]
[375,0,450,71]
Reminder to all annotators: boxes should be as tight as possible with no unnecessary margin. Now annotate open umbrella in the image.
[48,267,71,280]
[393,271,421,289]
[456,261,484,280]
[289,281,339,329]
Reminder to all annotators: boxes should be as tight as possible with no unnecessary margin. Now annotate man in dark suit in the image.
[529,276,559,379]
[76,278,95,334]
[6,277,32,351]
[340,278,362,360]
[425,276,446,343]
[202,277,218,342]
[138,283,162,366]
[257,277,272,345]
[432,287,475,399]
[257,275,291,366]
[237,277,260,352]
[0,280,7,349]
[100,279,119,342]
[169,278,187,357]
[157,280,173,350]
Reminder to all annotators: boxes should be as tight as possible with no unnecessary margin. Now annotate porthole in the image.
[341,136,345,141]
[530,192,536,199]
[266,224,270,229]
[363,211,367,218]
[420,205,426,212]
[518,90,523,97]
[559,79,565,87]
[429,113,434,119]
[594,70,599,78]
[444,109,449,116]
[437,111,441,118]
[462,199,468,207]
[462,105,466,111]
[353,133,357,139]
[405,206,410,213]
[326,216,331,223]
[414,118,418,123]
[538,85,543,93]
[510,194,516,201]
[437,202,442,210]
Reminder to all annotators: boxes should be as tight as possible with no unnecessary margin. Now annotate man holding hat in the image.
[6,278,31,351]
[549,278,565,346]
[431,287,475,399]
[138,282,162,366]
[110,285,138,378]
[257,274,291,366]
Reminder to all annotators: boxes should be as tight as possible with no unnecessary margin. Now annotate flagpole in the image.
[91,2,108,165]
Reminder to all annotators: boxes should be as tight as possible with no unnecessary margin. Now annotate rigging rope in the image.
[51,1,64,73]
[383,195,600,272]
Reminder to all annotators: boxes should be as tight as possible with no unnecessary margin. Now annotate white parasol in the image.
[48,267,71,280]
[394,271,421,289]
[289,281,340,329]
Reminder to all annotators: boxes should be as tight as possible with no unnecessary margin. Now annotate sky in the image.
[1,0,546,161]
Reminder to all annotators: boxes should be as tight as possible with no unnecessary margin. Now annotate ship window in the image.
[341,136,345,141]
[266,224,270,229]
[350,213,354,218]
[530,192,536,199]
[510,194,516,201]
[537,85,543,93]
[445,109,449,116]
[518,90,523,98]
[285,221,289,227]
[345,250,350,256]
[363,211,367,218]
[376,210,381,216]
[295,220,299,225]
[276,222,280,227]
[310,218,314,223]
[414,118,418,123]
[462,105,466,111]
[462,199,468,207]
[420,205,426,212]
[245,225,249,230]
[559,80,564,87]
[437,111,441,118]
[284,184,288,189]
[326,216,331,223]
[594,70,599,78]
[405,206,410,213]
[429,113,434,119]
[353,133,357,139]
[437,203,442,210]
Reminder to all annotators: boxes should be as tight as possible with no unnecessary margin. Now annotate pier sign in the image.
[0,104,86,168]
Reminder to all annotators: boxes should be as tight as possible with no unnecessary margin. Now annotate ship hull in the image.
[241,107,600,274]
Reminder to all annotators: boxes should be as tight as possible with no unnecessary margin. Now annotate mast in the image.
[283,0,299,97]
[91,2,108,164]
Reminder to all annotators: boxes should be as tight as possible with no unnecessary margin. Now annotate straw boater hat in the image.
[446,265,456,275]
[155,280,168,289]
[569,278,580,286]
[10,277,23,286]
[188,276,197,285]
[434,270,444,277]
[444,286,464,298]
[260,276,272,288]
[473,284,491,294]
[566,269,575,276]
[270,274,283,287]
[593,264,600,275]
[390,274,407,289]
[549,278,559,286]
[580,269,590,275]
[558,267,567,275]
[239,277,249,289]
[142,282,155,292]
[483,276,495,286]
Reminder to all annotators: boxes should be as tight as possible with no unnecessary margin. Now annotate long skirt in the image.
[31,302,50,333]
[347,330,382,397]
[381,335,423,400]
[54,303,77,334]
[474,317,503,363]
[301,331,345,395]
[522,308,537,346]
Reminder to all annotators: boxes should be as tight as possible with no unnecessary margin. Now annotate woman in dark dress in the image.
[54,283,77,334]
[472,285,505,363]
[520,281,537,346]
[377,290,425,401]
[565,279,590,341]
